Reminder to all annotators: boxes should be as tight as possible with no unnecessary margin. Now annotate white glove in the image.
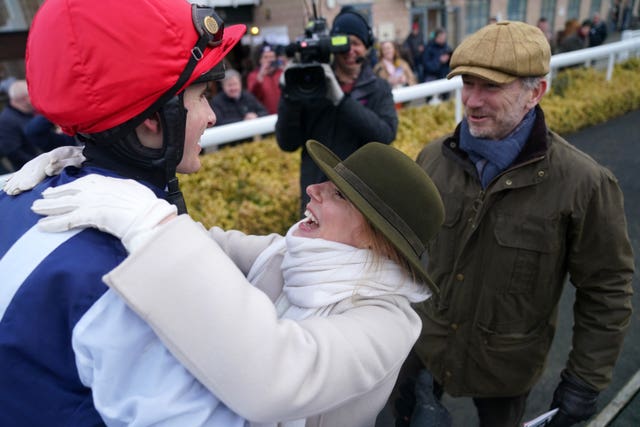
[3,146,85,195]
[321,63,344,106]
[31,174,177,253]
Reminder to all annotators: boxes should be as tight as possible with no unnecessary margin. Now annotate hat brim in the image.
[186,24,246,88]
[447,65,517,84]
[306,140,439,295]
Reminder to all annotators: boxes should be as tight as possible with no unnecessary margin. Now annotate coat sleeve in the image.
[206,226,280,276]
[275,97,306,152]
[423,54,439,76]
[103,215,420,422]
[73,290,244,426]
[243,92,269,117]
[566,167,634,390]
[245,70,260,96]
[210,96,235,126]
[337,79,398,144]
[403,61,417,86]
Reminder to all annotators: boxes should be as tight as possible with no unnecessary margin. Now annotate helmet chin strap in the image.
[81,93,189,214]
[154,94,188,214]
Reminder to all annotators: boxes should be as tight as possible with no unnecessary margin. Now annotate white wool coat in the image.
[103,215,423,427]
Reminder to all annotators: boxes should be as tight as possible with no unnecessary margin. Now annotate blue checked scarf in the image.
[459,108,536,188]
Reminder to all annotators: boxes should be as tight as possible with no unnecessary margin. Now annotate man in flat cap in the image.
[396,21,633,427]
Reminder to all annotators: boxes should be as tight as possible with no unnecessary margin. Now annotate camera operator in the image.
[276,6,398,217]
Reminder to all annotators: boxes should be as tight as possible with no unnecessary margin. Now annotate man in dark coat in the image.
[403,22,425,81]
[394,21,633,427]
[422,28,452,82]
[0,80,39,172]
[210,69,268,126]
[589,12,608,47]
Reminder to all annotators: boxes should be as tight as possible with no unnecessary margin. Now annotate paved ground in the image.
[377,108,640,427]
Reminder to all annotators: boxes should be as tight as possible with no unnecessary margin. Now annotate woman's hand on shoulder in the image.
[31,174,177,253]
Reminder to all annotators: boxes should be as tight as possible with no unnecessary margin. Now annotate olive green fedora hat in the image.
[306,139,445,294]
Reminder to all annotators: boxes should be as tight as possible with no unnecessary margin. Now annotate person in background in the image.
[422,28,452,83]
[246,43,283,115]
[10,139,446,427]
[537,16,556,52]
[276,5,398,217]
[0,79,39,172]
[0,71,16,104]
[24,114,79,152]
[589,12,608,47]
[558,19,591,53]
[394,21,633,427]
[210,68,268,126]
[0,0,248,424]
[403,22,425,82]
[620,0,632,31]
[373,40,417,89]
[422,27,453,103]
[275,44,289,69]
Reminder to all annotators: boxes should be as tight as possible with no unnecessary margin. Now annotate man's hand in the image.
[3,146,85,195]
[411,369,452,426]
[547,370,599,427]
[31,174,177,253]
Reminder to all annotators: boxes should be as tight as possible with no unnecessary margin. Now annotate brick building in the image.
[1,0,637,79]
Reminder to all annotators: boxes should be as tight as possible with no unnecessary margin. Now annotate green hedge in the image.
[180,59,640,236]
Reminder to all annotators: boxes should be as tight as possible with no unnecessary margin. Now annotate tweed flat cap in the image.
[447,21,551,84]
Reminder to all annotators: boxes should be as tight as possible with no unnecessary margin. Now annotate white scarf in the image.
[246,221,430,427]
[248,221,431,321]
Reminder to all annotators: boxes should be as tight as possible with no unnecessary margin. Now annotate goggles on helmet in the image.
[193,5,225,48]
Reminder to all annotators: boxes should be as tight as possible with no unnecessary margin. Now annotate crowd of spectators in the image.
[373,41,416,89]
[210,69,268,127]
[0,79,78,174]
[2,8,628,166]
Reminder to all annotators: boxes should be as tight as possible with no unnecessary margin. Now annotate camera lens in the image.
[284,64,326,102]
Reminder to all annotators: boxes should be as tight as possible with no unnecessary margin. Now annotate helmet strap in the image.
[80,93,189,214]
[154,94,188,214]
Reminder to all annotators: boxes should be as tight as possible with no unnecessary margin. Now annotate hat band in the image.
[335,163,425,256]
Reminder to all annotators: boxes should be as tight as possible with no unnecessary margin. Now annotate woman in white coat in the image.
[25,140,445,426]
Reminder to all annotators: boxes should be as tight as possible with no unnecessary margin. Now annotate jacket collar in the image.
[443,105,549,168]
[350,64,378,100]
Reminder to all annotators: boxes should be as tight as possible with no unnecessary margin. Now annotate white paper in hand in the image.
[522,408,559,427]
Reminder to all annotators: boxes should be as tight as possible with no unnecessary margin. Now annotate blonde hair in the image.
[362,220,422,285]
[379,41,400,64]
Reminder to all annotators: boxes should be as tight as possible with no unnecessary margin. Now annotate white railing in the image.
[200,33,640,150]
[2,34,640,187]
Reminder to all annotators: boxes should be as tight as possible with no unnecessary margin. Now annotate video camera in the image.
[283,2,349,102]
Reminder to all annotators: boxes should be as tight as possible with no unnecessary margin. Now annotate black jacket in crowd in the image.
[210,90,268,127]
[275,64,398,215]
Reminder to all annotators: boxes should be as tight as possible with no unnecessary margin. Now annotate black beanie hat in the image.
[331,7,372,48]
